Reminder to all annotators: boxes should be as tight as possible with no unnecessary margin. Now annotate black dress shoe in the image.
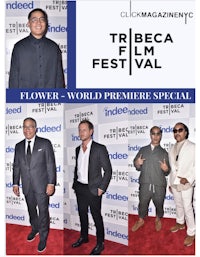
[27,230,39,242]
[38,240,46,252]
[72,237,89,248]
[90,243,104,255]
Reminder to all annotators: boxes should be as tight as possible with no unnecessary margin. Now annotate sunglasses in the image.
[173,128,184,134]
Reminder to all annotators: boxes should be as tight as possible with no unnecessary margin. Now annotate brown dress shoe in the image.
[170,223,185,233]
[184,235,195,247]
[155,217,162,231]
[132,219,144,232]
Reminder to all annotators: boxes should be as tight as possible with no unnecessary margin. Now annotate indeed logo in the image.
[129,107,148,115]
[130,177,139,183]
[48,23,67,33]
[128,144,141,152]
[160,125,173,133]
[6,182,13,188]
[56,165,61,172]
[104,106,148,116]
[49,202,60,208]
[6,106,22,114]
[106,192,128,201]
[37,124,61,133]
[109,152,128,160]
[104,106,128,116]
[6,1,34,9]
[71,134,80,141]
[165,194,174,201]
[6,214,25,221]
[106,228,128,240]
[6,182,22,188]
[6,146,15,153]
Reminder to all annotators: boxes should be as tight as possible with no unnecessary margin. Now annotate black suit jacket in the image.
[72,141,112,196]
[9,34,65,88]
[13,136,57,195]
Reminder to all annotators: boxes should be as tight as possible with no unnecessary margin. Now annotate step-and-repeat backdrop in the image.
[64,104,129,245]
[128,103,195,218]
[5,102,195,246]
[5,0,67,88]
[63,103,195,246]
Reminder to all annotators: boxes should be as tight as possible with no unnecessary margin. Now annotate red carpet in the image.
[6,223,128,255]
[128,214,195,255]
[6,224,64,255]
[64,228,128,255]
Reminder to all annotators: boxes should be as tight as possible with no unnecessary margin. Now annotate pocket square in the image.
[38,148,43,152]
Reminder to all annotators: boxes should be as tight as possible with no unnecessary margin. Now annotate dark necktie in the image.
[27,141,32,165]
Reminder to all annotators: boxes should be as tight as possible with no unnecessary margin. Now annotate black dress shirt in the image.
[9,33,65,88]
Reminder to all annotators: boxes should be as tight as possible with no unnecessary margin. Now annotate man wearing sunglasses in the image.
[132,126,170,232]
[168,122,195,247]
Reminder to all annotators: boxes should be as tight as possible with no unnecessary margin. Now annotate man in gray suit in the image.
[9,8,65,88]
[72,120,112,255]
[12,117,57,253]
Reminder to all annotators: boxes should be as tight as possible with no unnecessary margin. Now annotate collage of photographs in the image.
[3,0,198,256]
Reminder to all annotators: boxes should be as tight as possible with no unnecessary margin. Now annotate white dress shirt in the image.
[77,140,92,184]
[25,136,36,154]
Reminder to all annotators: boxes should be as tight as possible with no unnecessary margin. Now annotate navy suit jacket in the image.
[9,34,65,88]
[13,136,57,195]
[72,141,112,196]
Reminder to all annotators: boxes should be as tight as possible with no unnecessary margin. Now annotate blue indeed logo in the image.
[48,23,67,33]
[37,124,61,133]
[6,1,34,9]
[106,192,128,201]
[106,228,128,240]
[6,106,22,114]
[109,152,128,160]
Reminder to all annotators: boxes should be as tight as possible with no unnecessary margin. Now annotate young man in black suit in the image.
[12,117,57,252]
[72,120,112,255]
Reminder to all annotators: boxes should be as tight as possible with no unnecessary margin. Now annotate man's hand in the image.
[13,185,20,197]
[46,184,55,196]
[159,159,169,172]
[135,154,146,167]
[178,177,189,185]
[98,188,104,196]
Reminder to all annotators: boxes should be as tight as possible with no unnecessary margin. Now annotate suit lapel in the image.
[32,136,38,155]
[88,141,95,168]
[22,139,27,164]
[28,136,39,166]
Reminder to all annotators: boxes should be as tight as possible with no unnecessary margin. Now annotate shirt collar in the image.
[26,135,36,144]
[29,33,45,45]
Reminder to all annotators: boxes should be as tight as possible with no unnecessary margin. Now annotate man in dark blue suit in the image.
[72,120,112,255]
[12,117,57,252]
[9,8,65,88]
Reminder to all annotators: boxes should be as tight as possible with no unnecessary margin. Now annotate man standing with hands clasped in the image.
[168,122,195,247]
[72,120,112,255]
[132,126,170,232]
[12,117,57,253]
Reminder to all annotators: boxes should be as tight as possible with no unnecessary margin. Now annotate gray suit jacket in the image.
[13,136,57,195]
[72,141,112,196]
[134,144,170,187]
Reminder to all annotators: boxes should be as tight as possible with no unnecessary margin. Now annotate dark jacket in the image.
[9,34,65,88]
[72,141,112,196]
[13,136,57,195]
[134,144,170,187]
